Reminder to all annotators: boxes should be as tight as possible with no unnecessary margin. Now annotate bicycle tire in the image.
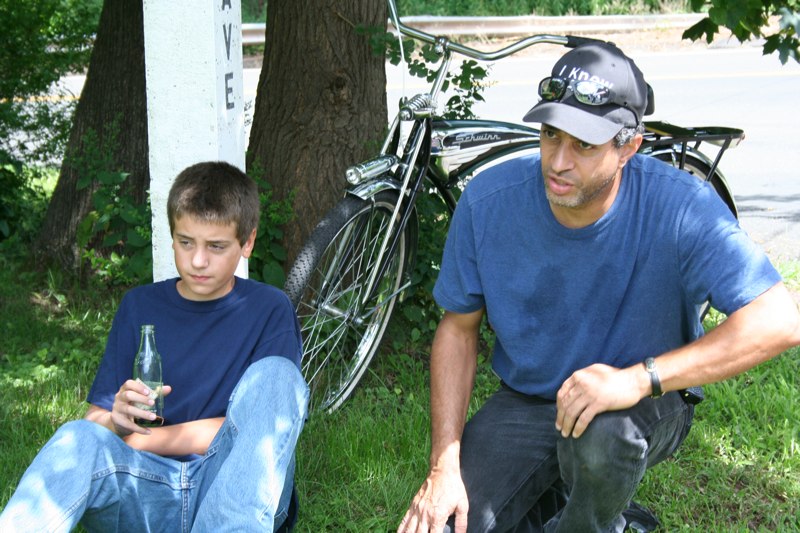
[284,191,412,413]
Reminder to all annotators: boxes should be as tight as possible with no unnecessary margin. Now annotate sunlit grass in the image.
[1,251,798,531]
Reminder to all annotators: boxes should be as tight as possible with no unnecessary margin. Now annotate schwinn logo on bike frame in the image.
[444,131,526,150]
[556,65,614,89]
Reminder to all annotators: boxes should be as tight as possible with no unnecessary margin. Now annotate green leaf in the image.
[778,7,800,35]
[96,170,129,185]
[126,227,148,247]
[682,18,720,44]
[119,206,141,225]
[402,305,423,322]
[76,173,93,190]
[261,261,285,288]
[269,241,287,261]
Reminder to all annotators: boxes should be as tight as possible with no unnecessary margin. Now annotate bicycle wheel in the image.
[284,190,413,413]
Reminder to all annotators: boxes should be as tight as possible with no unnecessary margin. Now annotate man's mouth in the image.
[547,175,575,195]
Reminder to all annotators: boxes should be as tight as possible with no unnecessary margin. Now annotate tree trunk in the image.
[37,0,148,270]
[246,0,387,268]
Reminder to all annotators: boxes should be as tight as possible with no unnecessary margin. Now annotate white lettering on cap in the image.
[558,65,614,89]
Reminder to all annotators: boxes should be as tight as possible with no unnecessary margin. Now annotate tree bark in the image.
[246,0,387,268]
[37,0,149,270]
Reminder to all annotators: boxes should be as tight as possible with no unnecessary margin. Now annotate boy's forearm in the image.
[84,404,117,433]
[124,417,225,456]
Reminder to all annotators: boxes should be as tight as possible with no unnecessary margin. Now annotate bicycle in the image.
[283,1,744,413]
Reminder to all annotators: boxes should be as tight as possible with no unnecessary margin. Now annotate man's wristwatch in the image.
[643,357,662,398]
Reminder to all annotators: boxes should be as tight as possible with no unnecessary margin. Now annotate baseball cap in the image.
[522,42,650,145]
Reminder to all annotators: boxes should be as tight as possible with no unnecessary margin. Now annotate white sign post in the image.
[143,0,247,282]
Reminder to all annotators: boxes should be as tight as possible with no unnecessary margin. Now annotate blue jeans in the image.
[0,356,309,533]
[446,384,694,532]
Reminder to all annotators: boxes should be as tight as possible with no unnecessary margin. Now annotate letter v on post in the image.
[223,23,233,61]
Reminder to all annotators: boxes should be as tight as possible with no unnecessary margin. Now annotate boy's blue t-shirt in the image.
[87,277,302,425]
[434,153,780,400]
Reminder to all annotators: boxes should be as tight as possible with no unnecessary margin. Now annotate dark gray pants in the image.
[446,385,693,532]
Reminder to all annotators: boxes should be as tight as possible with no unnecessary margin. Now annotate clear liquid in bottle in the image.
[132,325,164,427]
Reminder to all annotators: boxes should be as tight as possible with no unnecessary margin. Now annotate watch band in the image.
[644,357,662,398]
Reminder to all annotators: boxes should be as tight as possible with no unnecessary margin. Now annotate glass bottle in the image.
[133,324,164,427]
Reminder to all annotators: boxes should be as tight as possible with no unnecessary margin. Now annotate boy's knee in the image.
[56,419,114,443]
[43,420,116,463]
[230,357,309,415]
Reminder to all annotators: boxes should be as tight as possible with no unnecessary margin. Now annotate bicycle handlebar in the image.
[388,1,606,61]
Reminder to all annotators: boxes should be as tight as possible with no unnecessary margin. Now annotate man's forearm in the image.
[428,311,481,470]
[655,282,800,393]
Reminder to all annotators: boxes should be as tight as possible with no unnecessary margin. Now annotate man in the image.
[398,42,800,532]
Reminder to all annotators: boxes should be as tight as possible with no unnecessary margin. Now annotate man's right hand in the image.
[398,467,469,533]
[399,309,481,532]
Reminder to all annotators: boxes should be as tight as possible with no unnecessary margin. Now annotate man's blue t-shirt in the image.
[87,277,302,425]
[434,153,780,400]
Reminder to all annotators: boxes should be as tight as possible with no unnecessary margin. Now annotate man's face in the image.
[171,215,255,301]
[539,124,640,228]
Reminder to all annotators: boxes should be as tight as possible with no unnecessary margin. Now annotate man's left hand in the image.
[555,363,645,438]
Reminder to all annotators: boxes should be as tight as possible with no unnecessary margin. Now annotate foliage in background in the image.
[398,0,691,16]
[241,0,800,66]
[379,32,490,120]
[241,0,267,23]
[0,154,51,246]
[684,0,800,63]
[0,0,102,164]
[69,124,152,287]
[240,0,694,21]
[247,160,296,288]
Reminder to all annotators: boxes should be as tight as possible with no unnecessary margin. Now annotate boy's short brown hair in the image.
[167,161,260,245]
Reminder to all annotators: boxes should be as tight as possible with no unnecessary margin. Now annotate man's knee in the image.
[558,413,647,482]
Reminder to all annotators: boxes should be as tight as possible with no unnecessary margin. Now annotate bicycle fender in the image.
[346,177,405,200]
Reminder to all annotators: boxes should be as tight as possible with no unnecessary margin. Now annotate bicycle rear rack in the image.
[643,121,744,180]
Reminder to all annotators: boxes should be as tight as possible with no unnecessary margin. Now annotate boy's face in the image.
[171,215,256,301]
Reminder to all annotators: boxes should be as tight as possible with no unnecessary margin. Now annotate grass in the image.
[1,248,799,530]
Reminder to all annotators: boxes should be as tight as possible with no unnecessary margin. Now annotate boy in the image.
[0,161,308,532]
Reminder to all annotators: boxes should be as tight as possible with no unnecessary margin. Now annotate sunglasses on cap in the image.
[538,77,641,123]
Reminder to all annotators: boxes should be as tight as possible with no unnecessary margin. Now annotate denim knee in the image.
[50,419,117,452]
[558,413,647,486]
[227,357,309,423]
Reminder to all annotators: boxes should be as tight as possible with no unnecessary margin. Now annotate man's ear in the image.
[618,133,643,168]
[242,228,257,259]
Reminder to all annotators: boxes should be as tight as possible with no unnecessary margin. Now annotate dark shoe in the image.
[623,500,660,532]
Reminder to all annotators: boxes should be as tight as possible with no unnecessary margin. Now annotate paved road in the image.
[382,43,800,265]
